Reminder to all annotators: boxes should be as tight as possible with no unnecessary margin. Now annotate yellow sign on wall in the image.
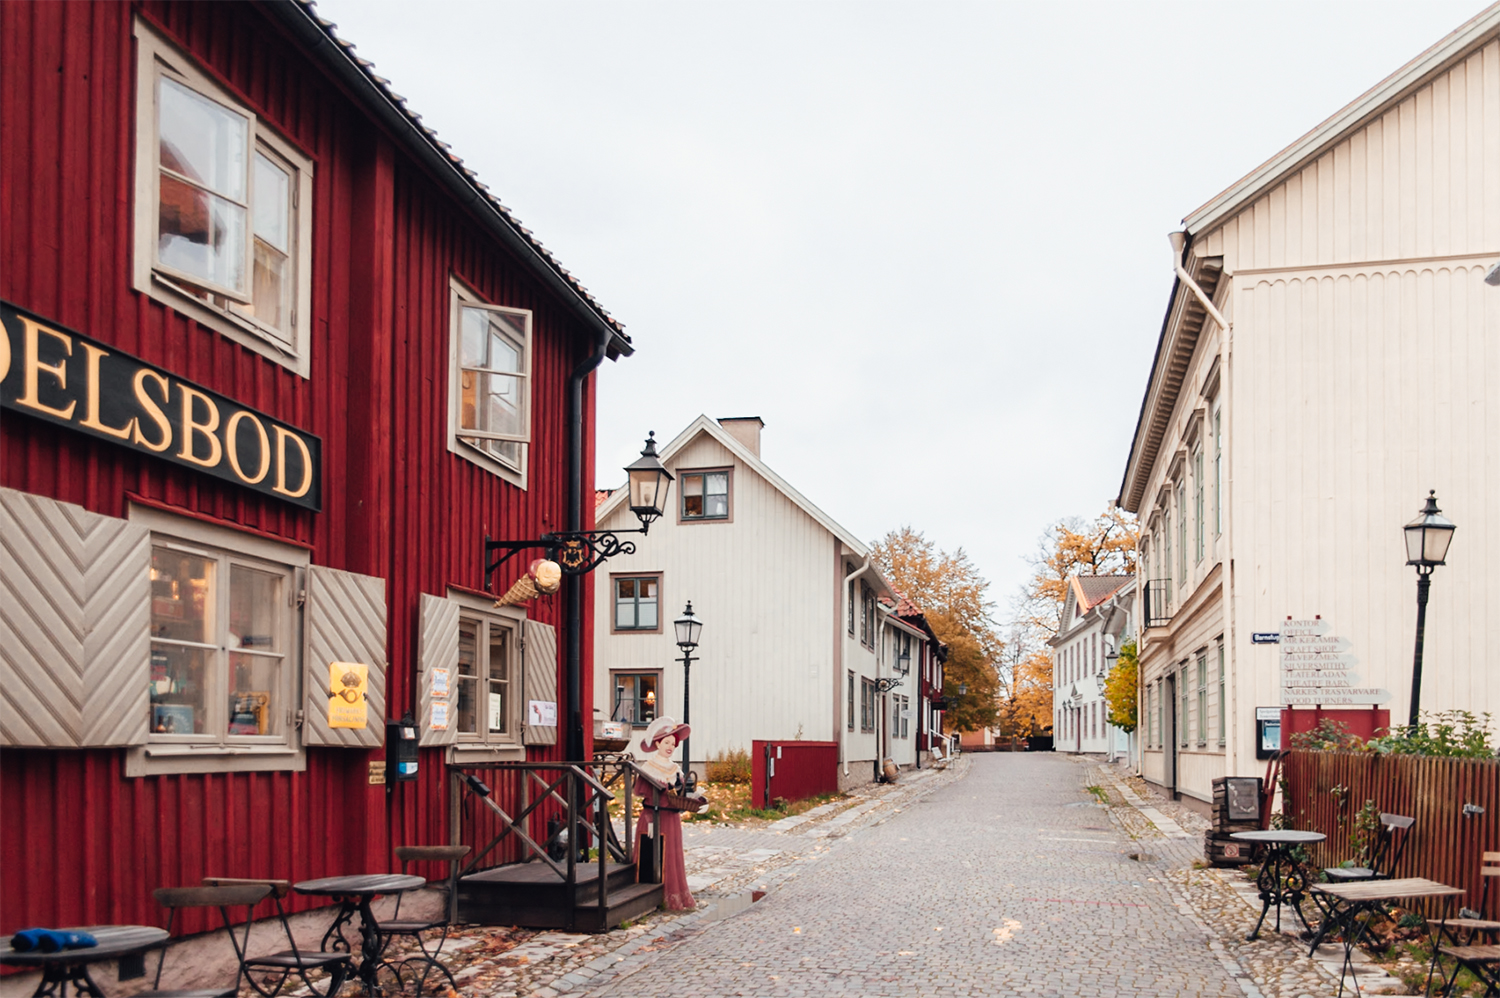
[328,662,369,729]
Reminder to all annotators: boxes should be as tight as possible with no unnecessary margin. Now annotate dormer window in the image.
[680,469,730,521]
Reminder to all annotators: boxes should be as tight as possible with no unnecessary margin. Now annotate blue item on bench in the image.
[10,929,98,953]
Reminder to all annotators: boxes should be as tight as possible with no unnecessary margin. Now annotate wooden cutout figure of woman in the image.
[634,716,703,910]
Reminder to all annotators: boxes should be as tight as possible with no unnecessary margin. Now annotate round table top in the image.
[1229,829,1327,844]
[0,925,168,966]
[293,874,426,897]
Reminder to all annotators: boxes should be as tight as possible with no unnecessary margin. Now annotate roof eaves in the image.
[1183,4,1500,236]
[267,0,632,357]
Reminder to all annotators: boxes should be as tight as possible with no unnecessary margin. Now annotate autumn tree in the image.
[1102,638,1139,732]
[1015,505,1139,642]
[871,527,1000,732]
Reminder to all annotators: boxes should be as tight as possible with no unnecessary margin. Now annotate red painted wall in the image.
[0,0,604,933]
[751,741,840,810]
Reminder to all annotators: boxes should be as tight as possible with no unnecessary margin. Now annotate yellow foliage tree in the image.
[1103,639,1138,732]
[1017,505,1139,642]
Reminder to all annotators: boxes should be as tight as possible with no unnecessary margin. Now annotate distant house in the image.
[592,415,945,788]
[1049,576,1134,758]
[1118,6,1500,802]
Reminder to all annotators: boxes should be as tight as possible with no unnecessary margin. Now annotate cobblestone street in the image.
[576,753,1282,998]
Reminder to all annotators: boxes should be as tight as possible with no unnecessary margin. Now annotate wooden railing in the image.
[447,758,642,926]
[1280,750,1500,919]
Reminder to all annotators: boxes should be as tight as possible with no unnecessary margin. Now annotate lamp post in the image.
[1403,490,1456,729]
[674,602,702,788]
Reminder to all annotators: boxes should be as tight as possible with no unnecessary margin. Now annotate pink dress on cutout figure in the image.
[634,717,700,911]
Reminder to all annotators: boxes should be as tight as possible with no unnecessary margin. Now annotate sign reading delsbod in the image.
[1,301,321,511]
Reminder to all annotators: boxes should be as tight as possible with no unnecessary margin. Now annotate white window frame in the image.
[447,276,532,487]
[125,504,309,777]
[132,16,314,378]
[454,607,523,750]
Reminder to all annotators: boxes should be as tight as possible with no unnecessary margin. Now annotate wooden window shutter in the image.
[0,488,150,748]
[521,618,558,746]
[302,564,388,748]
[417,594,460,748]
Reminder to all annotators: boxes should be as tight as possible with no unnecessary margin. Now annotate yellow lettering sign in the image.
[78,343,135,440]
[176,385,222,468]
[225,410,271,485]
[273,425,314,498]
[130,369,172,453]
[16,317,76,420]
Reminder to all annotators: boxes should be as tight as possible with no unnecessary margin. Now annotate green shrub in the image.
[1367,710,1496,759]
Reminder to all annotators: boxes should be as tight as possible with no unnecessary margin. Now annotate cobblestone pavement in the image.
[576,753,1265,998]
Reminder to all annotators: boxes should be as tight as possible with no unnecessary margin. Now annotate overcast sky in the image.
[316,0,1488,621]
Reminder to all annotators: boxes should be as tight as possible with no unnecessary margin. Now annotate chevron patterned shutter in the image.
[417,594,460,748]
[302,565,387,748]
[0,487,150,748]
[521,618,558,746]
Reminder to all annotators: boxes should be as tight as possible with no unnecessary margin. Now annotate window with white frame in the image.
[1213,409,1223,539]
[1217,642,1226,746]
[132,17,314,374]
[1179,664,1189,748]
[847,670,855,730]
[455,612,519,744]
[1196,653,1208,746]
[449,280,532,480]
[1194,447,1205,563]
[1177,482,1188,582]
[148,538,295,747]
[860,677,876,732]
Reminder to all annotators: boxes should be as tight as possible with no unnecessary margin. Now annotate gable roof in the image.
[267,1,632,357]
[596,415,870,557]
[1184,4,1500,236]
[1072,575,1133,612]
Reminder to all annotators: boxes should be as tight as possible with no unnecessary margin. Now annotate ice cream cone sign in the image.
[495,559,563,607]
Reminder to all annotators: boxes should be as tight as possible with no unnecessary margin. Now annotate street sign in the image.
[1251,632,1281,644]
[1255,707,1283,721]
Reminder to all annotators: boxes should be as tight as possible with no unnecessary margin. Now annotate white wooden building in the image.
[1119,7,1500,802]
[592,416,944,788]
[1050,576,1134,760]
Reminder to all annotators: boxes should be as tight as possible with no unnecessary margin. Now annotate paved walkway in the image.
[577,753,1253,998]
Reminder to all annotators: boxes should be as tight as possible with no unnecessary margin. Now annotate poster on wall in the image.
[430,701,449,731]
[327,662,369,729]
[528,700,557,727]
[431,668,449,697]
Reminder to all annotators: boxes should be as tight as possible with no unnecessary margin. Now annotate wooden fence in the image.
[1281,750,1500,919]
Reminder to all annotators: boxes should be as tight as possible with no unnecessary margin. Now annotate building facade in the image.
[1120,7,1500,801]
[1,0,629,935]
[1050,576,1134,759]
[592,416,945,788]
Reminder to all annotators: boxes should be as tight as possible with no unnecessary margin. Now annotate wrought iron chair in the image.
[373,845,471,994]
[139,883,273,998]
[1307,813,1415,954]
[201,877,351,997]
[1433,852,1500,996]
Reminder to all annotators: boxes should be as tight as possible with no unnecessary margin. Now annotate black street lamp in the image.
[674,602,702,790]
[1403,490,1457,729]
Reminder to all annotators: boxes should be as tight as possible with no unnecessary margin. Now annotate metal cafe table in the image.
[293,874,426,995]
[1310,877,1464,998]
[0,925,169,997]
[1230,829,1327,941]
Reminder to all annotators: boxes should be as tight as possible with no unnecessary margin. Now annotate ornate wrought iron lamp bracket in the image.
[874,677,904,693]
[483,528,645,589]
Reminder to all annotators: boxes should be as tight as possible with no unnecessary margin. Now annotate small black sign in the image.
[1251,632,1281,644]
[1,300,321,511]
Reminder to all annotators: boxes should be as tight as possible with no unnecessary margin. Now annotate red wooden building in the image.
[0,0,633,936]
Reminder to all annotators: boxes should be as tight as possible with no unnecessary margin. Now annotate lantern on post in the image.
[1403,490,1456,729]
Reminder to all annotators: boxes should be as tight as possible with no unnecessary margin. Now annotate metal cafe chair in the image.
[201,877,351,997]
[373,845,472,994]
[139,883,273,998]
[1433,852,1500,996]
[1307,813,1415,954]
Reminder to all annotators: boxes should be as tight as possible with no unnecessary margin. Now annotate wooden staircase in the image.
[457,860,662,932]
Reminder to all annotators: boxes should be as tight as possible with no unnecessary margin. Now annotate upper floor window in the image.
[1213,409,1223,538]
[1176,482,1188,582]
[681,470,730,521]
[132,17,314,377]
[1193,447,1205,564]
[613,574,660,632]
[448,278,532,484]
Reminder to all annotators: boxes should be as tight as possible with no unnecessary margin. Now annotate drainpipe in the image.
[1169,232,1228,331]
[564,327,611,763]
[840,555,874,778]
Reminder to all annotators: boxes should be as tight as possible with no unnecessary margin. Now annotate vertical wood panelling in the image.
[1,0,600,933]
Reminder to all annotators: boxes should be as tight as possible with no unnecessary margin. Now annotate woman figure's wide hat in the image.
[640,716,690,752]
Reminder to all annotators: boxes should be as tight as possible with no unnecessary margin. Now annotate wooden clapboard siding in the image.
[593,431,845,766]
[302,566,389,749]
[417,595,461,748]
[0,0,602,934]
[522,620,560,745]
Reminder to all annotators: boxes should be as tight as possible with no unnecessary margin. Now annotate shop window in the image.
[148,542,294,745]
[680,469,730,521]
[455,613,519,744]
[860,677,876,732]
[610,672,660,727]
[613,574,660,632]
[132,17,314,376]
[448,278,531,484]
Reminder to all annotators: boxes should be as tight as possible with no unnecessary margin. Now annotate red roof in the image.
[1072,575,1133,611]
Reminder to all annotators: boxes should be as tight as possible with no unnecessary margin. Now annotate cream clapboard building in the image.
[1050,576,1135,761]
[593,416,943,788]
[1120,7,1500,802]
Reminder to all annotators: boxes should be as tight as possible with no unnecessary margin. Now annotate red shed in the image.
[0,0,634,943]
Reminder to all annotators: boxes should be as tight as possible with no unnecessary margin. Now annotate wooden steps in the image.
[457,861,663,931]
